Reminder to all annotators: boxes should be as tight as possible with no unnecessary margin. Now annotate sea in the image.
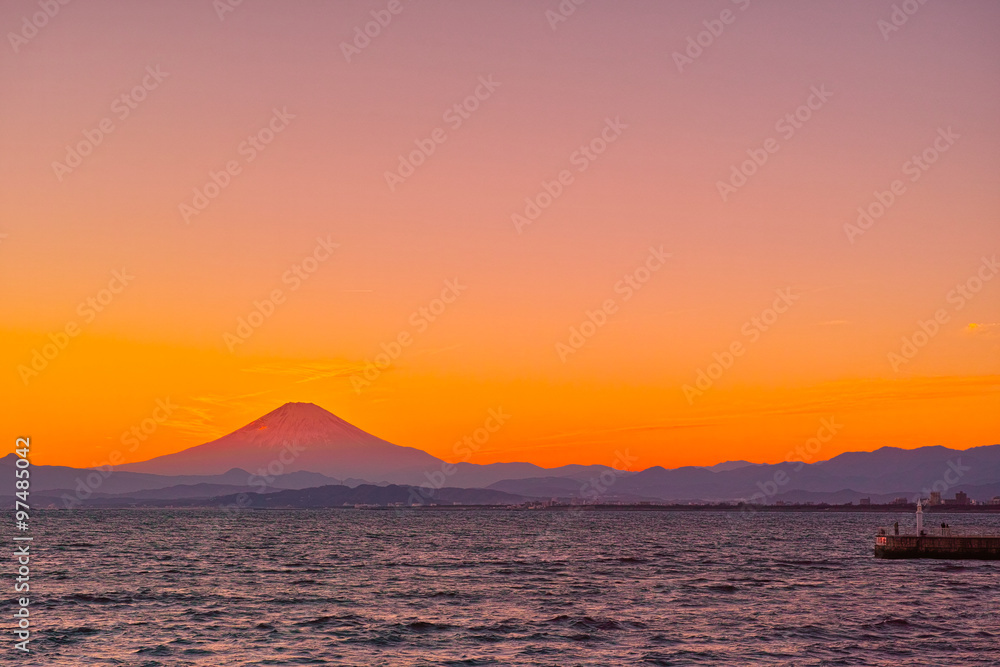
[15,509,1000,666]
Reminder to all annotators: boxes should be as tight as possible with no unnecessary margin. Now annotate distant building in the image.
[929,491,942,505]
[859,497,871,506]
[942,491,971,506]
[991,496,1000,505]
[892,497,908,505]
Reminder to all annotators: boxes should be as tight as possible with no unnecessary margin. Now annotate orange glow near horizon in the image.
[1,1,998,471]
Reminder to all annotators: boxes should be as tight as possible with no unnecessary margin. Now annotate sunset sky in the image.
[2,0,997,470]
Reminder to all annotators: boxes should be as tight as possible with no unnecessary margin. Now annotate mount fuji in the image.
[120,402,444,483]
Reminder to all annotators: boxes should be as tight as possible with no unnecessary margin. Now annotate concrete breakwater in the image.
[875,534,1000,559]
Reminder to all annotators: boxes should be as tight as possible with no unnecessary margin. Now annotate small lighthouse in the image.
[875,496,1000,559]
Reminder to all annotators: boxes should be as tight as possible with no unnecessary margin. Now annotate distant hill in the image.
[447,462,627,488]
[208,484,527,508]
[104,483,258,500]
[488,476,592,497]
[702,460,759,472]
[615,444,1000,502]
[70,484,527,508]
